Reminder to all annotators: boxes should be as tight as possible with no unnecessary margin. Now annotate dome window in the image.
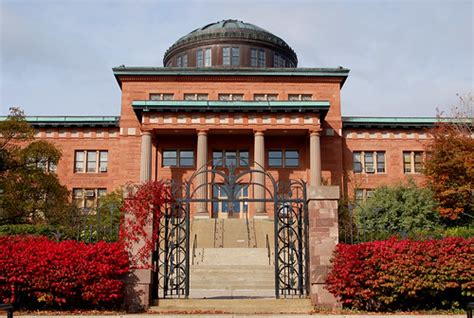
[251,49,265,67]
[196,49,204,67]
[223,47,240,66]
[177,54,188,67]
[204,48,212,67]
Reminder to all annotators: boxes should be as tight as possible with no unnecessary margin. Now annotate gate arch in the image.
[154,159,309,299]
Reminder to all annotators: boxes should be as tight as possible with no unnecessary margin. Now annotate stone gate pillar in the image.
[307,185,340,307]
[124,131,154,311]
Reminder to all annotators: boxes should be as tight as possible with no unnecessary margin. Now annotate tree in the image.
[424,94,474,221]
[0,107,75,225]
[354,180,440,235]
[119,181,172,267]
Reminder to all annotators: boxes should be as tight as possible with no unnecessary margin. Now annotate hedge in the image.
[0,236,129,309]
[326,237,473,311]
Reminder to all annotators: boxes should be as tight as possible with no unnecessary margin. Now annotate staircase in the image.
[151,218,313,314]
[190,218,274,298]
[152,298,314,314]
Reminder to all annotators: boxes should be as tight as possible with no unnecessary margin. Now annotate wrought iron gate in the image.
[154,159,309,299]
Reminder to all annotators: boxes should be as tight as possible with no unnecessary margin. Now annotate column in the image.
[254,130,265,214]
[196,130,208,216]
[310,130,322,187]
[139,131,152,182]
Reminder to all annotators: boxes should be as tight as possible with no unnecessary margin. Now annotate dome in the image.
[163,19,298,68]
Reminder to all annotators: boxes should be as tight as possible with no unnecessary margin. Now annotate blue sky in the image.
[1,0,472,117]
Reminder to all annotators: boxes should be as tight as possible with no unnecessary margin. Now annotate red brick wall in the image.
[343,128,430,198]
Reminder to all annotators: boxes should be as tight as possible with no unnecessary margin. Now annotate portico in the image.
[137,101,326,218]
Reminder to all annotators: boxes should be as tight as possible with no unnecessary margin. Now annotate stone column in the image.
[254,130,265,215]
[307,185,340,308]
[140,131,152,182]
[309,130,322,187]
[196,130,208,216]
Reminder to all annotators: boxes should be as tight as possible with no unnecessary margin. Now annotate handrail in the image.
[266,233,271,266]
[245,210,251,248]
[192,234,197,265]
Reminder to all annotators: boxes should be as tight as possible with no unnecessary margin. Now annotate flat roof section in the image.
[113,66,350,87]
[132,100,330,113]
[342,116,471,128]
[0,116,120,128]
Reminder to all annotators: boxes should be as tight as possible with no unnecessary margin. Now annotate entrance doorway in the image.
[212,184,249,218]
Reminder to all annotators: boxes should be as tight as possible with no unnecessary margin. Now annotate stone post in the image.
[307,185,340,308]
[124,130,154,311]
[254,130,266,215]
[123,187,153,312]
[309,130,322,187]
[196,130,208,216]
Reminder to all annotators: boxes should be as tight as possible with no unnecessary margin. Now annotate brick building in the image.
[7,20,437,309]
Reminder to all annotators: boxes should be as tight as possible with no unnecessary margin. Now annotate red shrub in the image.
[0,236,129,309]
[326,237,474,311]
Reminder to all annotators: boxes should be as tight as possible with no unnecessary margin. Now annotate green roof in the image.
[0,116,120,127]
[113,66,349,87]
[342,116,470,128]
[132,100,330,113]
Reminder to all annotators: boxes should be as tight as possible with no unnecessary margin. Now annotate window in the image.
[29,157,57,173]
[250,48,265,67]
[284,150,299,167]
[223,47,240,66]
[273,53,286,67]
[288,94,312,101]
[218,93,244,101]
[162,150,194,167]
[253,94,278,101]
[258,49,265,67]
[403,151,424,174]
[196,49,203,67]
[376,152,385,173]
[268,151,283,167]
[73,188,107,213]
[268,150,299,167]
[352,151,385,174]
[212,150,249,167]
[231,47,240,66]
[75,150,108,173]
[355,189,374,203]
[184,93,208,101]
[204,48,212,67]
[176,54,188,67]
[353,152,362,173]
[223,47,230,65]
[250,49,257,67]
[150,93,174,101]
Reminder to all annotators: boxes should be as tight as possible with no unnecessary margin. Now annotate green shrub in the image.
[355,180,440,235]
[0,224,57,237]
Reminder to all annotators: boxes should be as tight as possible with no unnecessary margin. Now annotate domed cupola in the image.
[163,19,298,68]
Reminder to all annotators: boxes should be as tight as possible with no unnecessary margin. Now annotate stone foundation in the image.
[124,269,152,312]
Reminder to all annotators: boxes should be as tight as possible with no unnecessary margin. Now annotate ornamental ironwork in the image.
[154,158,308,299]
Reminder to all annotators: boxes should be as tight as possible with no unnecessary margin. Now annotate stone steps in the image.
[151,298,314,314]
[193,248,270,265]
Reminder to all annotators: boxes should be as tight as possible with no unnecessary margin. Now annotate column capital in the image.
[309,129,322,137]
[141,129,152,136]
[197,129,209,136]
[253,129,266,136]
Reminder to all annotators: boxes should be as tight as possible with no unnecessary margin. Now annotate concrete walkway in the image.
[14,314,465,318]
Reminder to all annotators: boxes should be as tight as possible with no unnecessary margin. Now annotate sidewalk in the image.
[13,314,466,318]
